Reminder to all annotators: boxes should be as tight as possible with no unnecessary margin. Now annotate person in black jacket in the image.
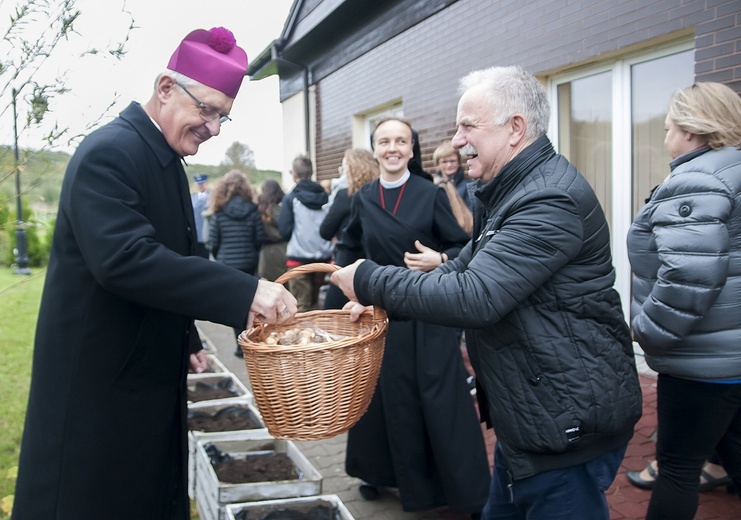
[433,139,473,211]
[208,170,264,276]
[11,27,297,520]
[331,65,642,520]
[320,148,379,309]
[257,179,287,282]
[207,170,266,352]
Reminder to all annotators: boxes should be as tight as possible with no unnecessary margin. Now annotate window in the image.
[548,42,694,313]
[353,101,404,150]
[631,51,694,215]
[557,71,613,225]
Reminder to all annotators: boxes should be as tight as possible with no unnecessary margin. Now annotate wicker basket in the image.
[238,263,387,441]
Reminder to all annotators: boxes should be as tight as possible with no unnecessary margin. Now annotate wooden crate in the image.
[187,399,268,499]
[195,436,323,520]
[225,494,354,520]
[187,372,253,406]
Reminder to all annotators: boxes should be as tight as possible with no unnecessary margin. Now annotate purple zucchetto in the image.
[167,27,248,99]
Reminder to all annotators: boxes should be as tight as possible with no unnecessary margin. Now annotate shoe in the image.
[626,462,657,490]
[627,461,734,493]
[358,481,380,500]
[698,468,733,493]
[233,347,243,358]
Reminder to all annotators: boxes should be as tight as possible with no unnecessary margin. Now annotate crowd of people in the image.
[187,73,741,520]
[334,66,644,519]
[12,23,741,520]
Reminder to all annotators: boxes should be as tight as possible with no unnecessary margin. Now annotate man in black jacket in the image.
[13,27,296,520]
[331,65,642,519]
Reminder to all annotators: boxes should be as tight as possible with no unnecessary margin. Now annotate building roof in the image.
[247,0,460,93]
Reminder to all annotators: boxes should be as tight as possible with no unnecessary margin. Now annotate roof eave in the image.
[246,39,283,80]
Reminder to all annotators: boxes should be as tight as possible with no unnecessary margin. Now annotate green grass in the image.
[0,269,202,518]
[0,268,44,516]
[0,268,202,519]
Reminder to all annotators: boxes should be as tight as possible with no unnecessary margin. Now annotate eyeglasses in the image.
[440,159,459,165]
[175,81,231,124]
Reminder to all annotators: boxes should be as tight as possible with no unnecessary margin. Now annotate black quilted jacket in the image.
[354,136,642,479]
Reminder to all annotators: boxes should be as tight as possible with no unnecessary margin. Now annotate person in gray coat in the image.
[279,154,333,311]
[627,82,741,519]
[331,65,642,520]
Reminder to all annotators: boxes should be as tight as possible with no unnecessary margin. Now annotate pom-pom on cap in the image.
[167,27,248,99]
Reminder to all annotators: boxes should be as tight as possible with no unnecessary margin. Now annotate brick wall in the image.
[313,0,741,179]
[694,0,741,88]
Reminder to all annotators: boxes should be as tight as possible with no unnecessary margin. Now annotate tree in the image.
[1,1,133,148]
[222,141,256,175]
[0,0,133,268]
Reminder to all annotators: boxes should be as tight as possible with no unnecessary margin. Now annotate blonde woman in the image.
[627,82,741,519]
[320,148,379,309]
[433,140,473,204]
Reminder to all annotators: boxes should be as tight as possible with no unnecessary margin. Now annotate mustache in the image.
[458,144,478,157]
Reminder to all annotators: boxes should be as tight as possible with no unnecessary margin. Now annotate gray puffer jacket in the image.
[627,146,741,380]
[354,136,642,480]
[278,179,333,263]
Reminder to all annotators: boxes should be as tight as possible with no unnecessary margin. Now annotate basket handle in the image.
[275,262,340,285]
[275,262,386,322]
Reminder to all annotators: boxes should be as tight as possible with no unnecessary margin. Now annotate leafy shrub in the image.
[4,198,52,267]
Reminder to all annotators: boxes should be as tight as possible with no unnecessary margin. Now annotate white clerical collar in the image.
[380,170,410,189]
[148,115,162,133]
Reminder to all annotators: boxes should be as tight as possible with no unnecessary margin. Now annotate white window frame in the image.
[352,101,404,150]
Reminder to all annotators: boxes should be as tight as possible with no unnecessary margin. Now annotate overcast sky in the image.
[1,0,294,170]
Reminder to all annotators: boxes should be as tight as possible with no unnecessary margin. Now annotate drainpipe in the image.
[271,45,311,154]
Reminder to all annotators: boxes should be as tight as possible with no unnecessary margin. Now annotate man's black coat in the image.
[13,103,258,519]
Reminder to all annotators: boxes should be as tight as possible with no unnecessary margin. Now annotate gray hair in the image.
[153,69,203,90]
[459,65,550,139]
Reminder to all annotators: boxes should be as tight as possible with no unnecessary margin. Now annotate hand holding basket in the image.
[238,263,388,440]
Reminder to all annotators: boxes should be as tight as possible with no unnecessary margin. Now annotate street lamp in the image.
[12,87,31,275]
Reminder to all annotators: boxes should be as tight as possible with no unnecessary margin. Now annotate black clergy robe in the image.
[13,103,259,519]
[342,172,491,513]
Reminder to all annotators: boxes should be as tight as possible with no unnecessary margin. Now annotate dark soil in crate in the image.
[215,452,299,484]
[188,405,262,432]
[234,504,340,520]
[187,379,240,402]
